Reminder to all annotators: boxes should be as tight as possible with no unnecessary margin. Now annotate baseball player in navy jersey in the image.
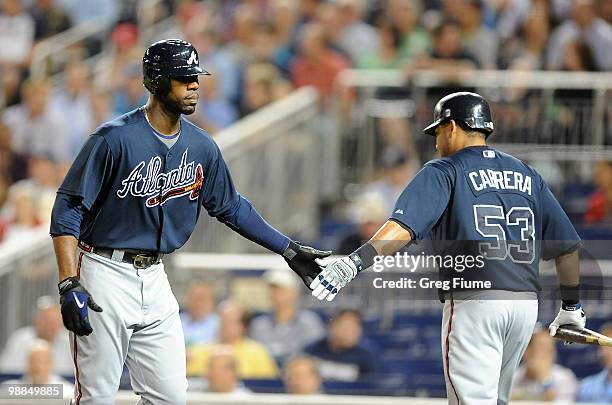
[312,92,587,404]
[50,39,329,404]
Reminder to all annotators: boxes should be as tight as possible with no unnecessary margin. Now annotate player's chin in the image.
[181,104,197,115]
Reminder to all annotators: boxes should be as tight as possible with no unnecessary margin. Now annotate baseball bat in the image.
[554,325,612,347]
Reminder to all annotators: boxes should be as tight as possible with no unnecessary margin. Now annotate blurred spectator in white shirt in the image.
[512,328,578,402]
[50,62,94,157]
[336,0,378,65]
[2,339,74,399]
[547,0,612,71]
[0,0,34,66]
[3,78,69,163]
[180,280,219,348]
[458,0,498,69]
[0,296,73,375]
[250,269,325,366]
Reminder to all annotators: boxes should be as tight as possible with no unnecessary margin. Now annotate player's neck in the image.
[144,101,181,135]
[456,138,487,153]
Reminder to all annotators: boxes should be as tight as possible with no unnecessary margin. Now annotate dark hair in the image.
[433,18,461,38]
[375,16,402,50]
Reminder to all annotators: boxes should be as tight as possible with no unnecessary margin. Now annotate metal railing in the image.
[333,69,612,185]
[181,87,322,255]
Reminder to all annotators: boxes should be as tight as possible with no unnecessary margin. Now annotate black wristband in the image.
[560,284,580,306]
[349,243,378,273]
[282,240,299,261]
[58,277,80,295]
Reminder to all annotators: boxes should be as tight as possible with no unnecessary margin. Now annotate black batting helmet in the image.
[142,39,210,95]
[423,92,494,137]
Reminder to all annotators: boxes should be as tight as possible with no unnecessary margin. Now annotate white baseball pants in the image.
[69,246,187,404]
[441,290,538,405]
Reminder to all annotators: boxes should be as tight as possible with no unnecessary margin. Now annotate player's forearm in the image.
[555,249,581,305]
[555,249,580,286]
[53,235,79,282]
[369,220,413,256]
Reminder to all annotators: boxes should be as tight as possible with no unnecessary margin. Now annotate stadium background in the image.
[0,0,610,403]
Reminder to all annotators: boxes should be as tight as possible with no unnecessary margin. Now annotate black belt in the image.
[79,242,163,269]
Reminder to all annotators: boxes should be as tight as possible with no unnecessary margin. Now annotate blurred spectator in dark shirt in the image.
[577,323,612,403]
[50,62,94,157]
[358,16,405,69]
[457,0,498,69]
[180,280,219,348]
[250,269,325,365]
[512,328,578,402]
[3,77,69,163]
[291,22,350,106]
[547,0,612,71]
[0,174,8,242]
[283,356,323,394]
[0,0,34,67]
[412,18,478,76]
[385,0,431,61]
[29,0,71,41]
[336,0,378,65]
[562,39,599,71]
[0,121,27,183]
[305,309,379,382]
[338,193,388,254]
[585,161,612,225]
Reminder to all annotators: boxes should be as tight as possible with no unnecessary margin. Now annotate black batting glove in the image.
[283,241,331,289]
[58,277,103,336]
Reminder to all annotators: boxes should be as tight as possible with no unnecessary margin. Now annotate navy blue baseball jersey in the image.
[50,107,289,254]
[390,146,580,292]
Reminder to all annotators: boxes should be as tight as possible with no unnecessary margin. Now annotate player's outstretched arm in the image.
[311,220,412,301]
[549,249,586,339]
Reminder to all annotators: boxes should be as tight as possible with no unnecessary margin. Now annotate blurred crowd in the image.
[0,0,611,243]
[2,276,612,402]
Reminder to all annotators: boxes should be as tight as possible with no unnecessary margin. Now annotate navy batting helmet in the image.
[423,92,494,137]
[142,39,210,95]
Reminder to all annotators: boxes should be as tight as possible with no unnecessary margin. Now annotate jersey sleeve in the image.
[390,160,453,240]
[201,142,241,219]
[540,180,581,260]
[57,135,115,210]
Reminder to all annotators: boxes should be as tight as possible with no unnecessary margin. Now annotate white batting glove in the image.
[310,257,358,301]
[549,304,586,337]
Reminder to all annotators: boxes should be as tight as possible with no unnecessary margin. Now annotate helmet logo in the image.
[187,51,198,65]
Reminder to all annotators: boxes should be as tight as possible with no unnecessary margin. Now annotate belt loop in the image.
[111,249,125,262]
